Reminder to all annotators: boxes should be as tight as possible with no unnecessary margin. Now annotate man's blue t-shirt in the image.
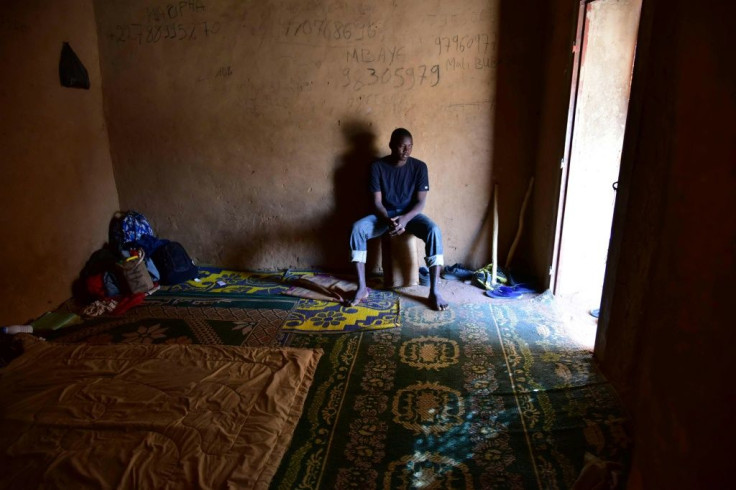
[369,156,430,213]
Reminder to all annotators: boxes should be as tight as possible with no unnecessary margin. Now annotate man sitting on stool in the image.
[348,127,449,311]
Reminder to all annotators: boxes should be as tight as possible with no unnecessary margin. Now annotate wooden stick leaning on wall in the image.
[491,184,499,286]
[505,177,535,269]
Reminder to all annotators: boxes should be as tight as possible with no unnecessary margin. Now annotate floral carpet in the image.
[47,268,399,343]
[41,270,629,489]
[161,267,400,334]
[272,292,629,489]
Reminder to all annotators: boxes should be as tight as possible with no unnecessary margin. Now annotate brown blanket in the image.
[0,335,322,489]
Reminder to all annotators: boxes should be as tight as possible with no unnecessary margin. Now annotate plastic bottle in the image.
[2,325,33,334]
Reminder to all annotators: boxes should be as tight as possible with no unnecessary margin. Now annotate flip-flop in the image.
[485,286,523,299]
[510,283,536,294]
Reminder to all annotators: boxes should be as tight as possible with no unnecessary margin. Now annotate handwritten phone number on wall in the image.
[283,18,379,41]
[342,64,440,91]
[145,0,207,23]
[111,21,221,44]
[435,33,492,55]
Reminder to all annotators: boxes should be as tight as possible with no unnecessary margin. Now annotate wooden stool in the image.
[381,233,419,288]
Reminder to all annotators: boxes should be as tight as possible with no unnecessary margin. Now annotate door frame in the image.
[550,0,589,294]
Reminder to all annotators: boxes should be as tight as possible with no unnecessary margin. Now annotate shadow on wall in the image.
[320,119,380,272]
[216,120,379,273]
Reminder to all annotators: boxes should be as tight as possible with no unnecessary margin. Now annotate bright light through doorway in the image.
[553,0,642,351]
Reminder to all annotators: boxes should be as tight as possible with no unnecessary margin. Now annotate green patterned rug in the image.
[43,270,629,488]
[160,267,400,334]
[272,292,629,489]
[47,294,297,347]
[47,268,399,341]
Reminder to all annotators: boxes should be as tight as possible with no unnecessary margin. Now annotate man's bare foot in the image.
[429,292,449,311]
[348,287,370,306]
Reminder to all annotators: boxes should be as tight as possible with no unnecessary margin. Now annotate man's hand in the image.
[389,216,406,236]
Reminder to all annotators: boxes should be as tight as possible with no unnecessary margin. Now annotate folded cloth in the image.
[82,299,118,318]
[111,293,146,315]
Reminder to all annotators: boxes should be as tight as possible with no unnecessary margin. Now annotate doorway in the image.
[552,0,642,347]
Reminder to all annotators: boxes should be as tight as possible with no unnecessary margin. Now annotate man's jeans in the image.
[350,213,444,268]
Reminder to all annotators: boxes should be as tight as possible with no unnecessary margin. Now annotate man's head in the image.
[389,128,413,164]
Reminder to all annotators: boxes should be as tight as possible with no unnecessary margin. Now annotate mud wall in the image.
[0,0,119,325]
[94,0,571,274]
[0,0,578,323]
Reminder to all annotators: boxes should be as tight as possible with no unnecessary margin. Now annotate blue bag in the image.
[109,211,156,252]
[152,241,198,285]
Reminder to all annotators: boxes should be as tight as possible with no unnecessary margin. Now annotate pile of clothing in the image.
[74,211,198,317]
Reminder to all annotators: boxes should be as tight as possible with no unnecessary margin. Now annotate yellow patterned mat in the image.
[157,268,400,334]
[283,293,400,334]
[281,272,400,334]
[160,267,291,296]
